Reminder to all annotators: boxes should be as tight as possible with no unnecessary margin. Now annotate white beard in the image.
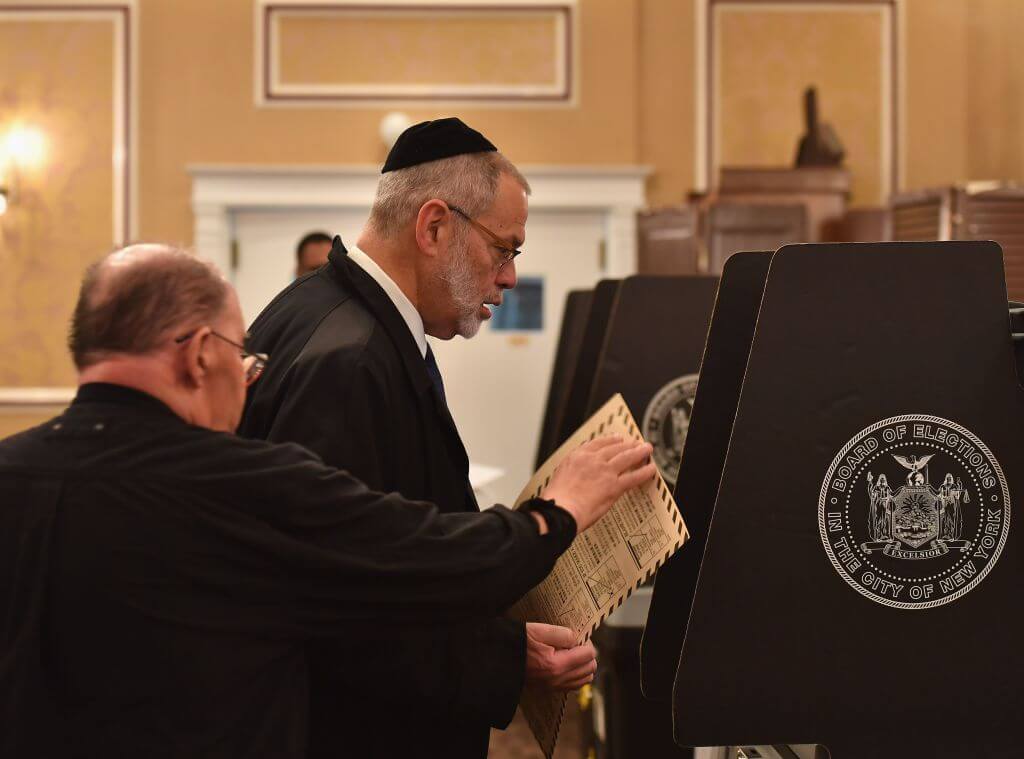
[438,238,486,338]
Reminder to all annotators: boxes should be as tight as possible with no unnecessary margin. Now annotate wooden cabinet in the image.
[891,183,1024,300]
[717,166,850,242]
[705,203,806,274]
[637,206,699,275]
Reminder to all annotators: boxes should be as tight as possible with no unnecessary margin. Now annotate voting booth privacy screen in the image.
[641,252,772,701]
[642,242,1023,758]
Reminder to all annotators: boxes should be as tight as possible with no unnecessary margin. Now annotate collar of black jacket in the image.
[73,382,181,421]
[327,234,348,261]
[327,238,435,400]
[325,236,471,490]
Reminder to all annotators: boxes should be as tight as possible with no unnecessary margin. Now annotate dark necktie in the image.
[425,345,478,508]
[424,345,447,405]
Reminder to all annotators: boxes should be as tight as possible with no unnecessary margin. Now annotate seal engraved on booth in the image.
[642,374,699,488]
[819,415,1010,610]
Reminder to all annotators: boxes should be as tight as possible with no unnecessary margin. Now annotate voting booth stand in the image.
[536,289,595,469]
[539,279,623,468]
[642,242,1024,758]
[543,275,718,757]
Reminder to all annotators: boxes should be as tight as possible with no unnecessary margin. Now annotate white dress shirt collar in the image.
[346,244,428,358]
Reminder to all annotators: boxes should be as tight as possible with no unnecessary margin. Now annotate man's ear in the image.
[180,327,212,389]
[414,199,452,258]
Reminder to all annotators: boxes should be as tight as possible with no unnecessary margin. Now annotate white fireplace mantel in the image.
[188,164,650,277]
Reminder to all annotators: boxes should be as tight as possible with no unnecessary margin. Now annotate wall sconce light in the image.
[379,112,412,150]
[3,125,46,170]
[0,124,46,217]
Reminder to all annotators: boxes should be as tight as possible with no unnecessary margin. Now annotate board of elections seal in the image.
[642,374,699,488]
[819,415,1010,610]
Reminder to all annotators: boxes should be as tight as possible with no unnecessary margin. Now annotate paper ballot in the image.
[510,394,688,757]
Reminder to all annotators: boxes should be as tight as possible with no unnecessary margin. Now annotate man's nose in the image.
[496,259,517,289]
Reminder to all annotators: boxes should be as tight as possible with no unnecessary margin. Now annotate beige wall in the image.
[138,0,639,246]
[966,0,1024,181]
[0,16,117,387]
[0,409,63,439]
[716,6,886,205]
[277,12,560,88]
[638,0,697,207]
[4,0,1024,398]
[903,0,970,190]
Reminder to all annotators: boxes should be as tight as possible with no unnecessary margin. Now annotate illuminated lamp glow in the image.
[4,126,46,168]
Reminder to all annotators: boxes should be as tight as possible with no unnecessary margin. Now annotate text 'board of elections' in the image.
[510,393,687,758]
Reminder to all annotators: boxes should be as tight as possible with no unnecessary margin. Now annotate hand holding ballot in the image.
[542,436,656,531]
[524,623,598,692]
[511,395,689,757]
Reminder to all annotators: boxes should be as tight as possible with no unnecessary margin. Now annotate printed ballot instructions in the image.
[510,393,688,758]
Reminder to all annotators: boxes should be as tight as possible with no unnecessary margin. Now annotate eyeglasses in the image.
[448,205,521,271]
[174,329,268,385]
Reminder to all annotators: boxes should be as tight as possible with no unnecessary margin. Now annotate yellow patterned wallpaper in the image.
[716,7,885,205]
[0,18,116,387]
[277,11,559,88]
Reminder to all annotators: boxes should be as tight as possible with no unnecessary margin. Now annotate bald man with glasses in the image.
[0,243,654,758]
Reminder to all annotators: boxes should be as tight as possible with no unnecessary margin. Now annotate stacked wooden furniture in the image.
[891,182,1024,300]
[636,207,700,275]
[715,166,850,243]
[651,167,850,275]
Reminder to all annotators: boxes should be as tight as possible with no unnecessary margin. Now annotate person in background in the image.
[295,231,332,277]
[0,243,655,759]
[239,117,593,758]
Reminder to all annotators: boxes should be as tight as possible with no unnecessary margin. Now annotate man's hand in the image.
[524,623,597,691]
[541,436,656,531]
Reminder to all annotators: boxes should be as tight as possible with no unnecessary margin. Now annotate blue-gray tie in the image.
[426,345,477,507]
[424,345,447,405]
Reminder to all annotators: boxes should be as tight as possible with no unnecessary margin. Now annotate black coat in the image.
[240,239,528,758]
[0,383,575,759]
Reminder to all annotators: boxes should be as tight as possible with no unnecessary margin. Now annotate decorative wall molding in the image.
[254,0,576,107]
[695,0,900,198]
[188,163,649,277]
[0,386,75,411]
[0,1,138,243]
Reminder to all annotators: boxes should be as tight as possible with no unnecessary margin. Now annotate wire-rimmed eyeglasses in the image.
[174,329,268,385]
[448,205,521,272]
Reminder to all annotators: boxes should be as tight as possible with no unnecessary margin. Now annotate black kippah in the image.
[381,117,497,173]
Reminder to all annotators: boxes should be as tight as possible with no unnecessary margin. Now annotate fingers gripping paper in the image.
[510,394,688,758]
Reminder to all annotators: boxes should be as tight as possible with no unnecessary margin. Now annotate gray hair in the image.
[68,244,229,369]
[368,151,530,239]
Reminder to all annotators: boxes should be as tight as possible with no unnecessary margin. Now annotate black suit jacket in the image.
[1,383,576,758]
[239,239,526,758]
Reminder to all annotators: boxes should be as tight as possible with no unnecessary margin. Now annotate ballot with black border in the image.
[510,394,688,758]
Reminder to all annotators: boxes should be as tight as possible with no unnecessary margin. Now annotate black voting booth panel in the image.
[1011,301,1024,381]
[585,276,720,481]
[591,592,691,759]
[659,242,1023,758]
[640,252,772,700]
[536,289,594,469]
[580,275,719,759]
[554,279,621,449]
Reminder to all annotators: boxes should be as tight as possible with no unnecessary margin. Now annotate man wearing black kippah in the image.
[239,119,598,758]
